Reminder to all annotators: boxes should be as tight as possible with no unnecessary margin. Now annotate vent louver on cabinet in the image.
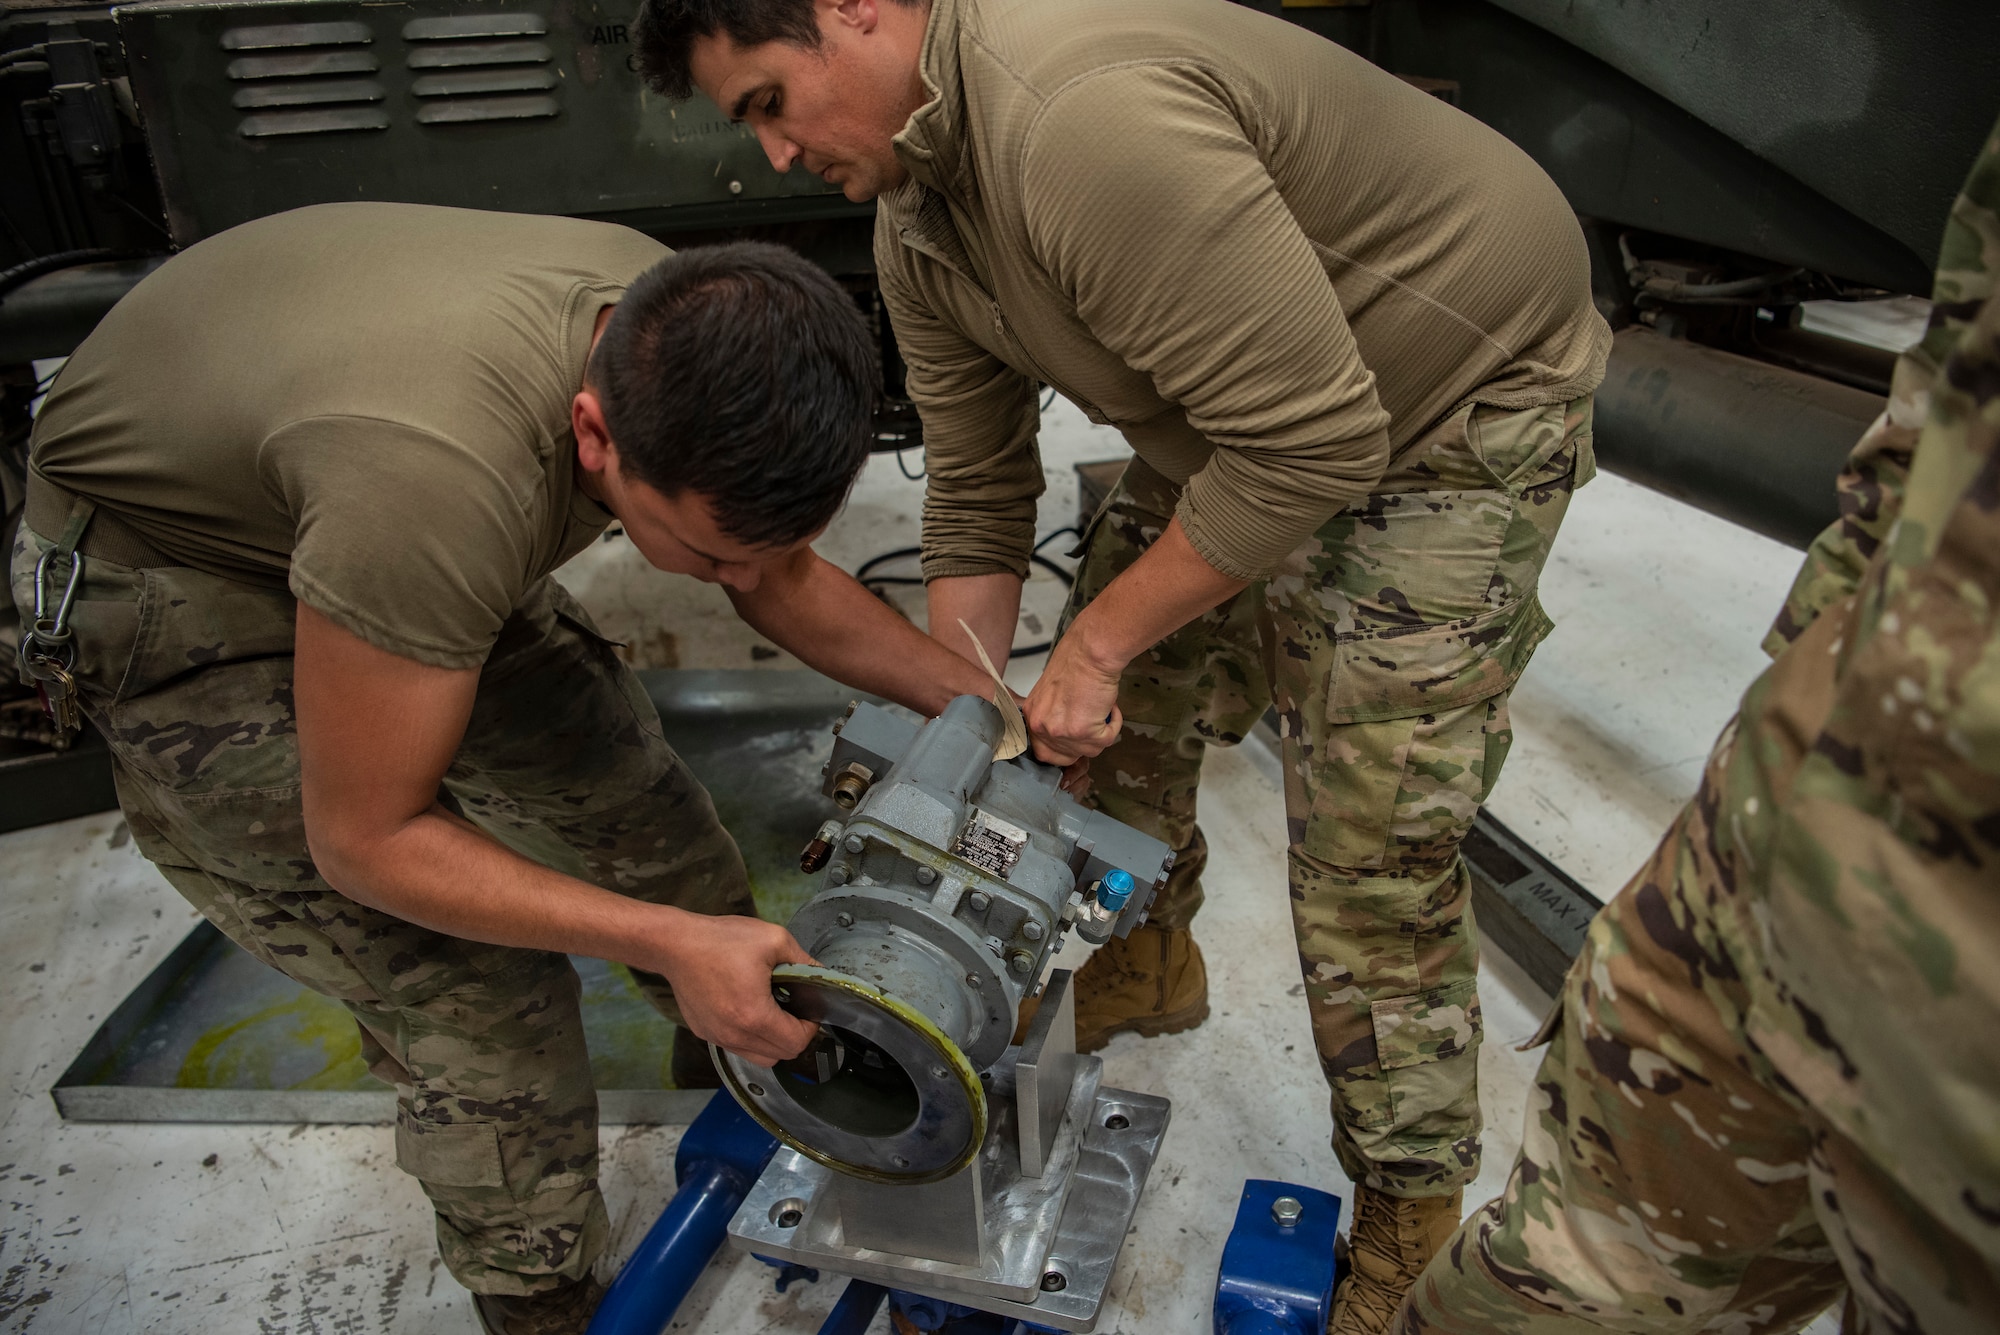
[403,14,558,124]
[222,19,386,137]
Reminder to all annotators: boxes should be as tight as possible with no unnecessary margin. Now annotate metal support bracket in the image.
[729,1000,1168,1332]
[1016,968,1077,1179]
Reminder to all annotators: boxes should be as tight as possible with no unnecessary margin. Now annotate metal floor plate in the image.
[52,670,893,1123]
[729,1069,1170,1332]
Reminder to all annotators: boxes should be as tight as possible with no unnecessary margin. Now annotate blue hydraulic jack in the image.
[1211,1179,1345,1335]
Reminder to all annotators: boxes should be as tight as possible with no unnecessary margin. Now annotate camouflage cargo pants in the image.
[1400,123,2000,1331]
[1063,393,1594,1198]
[10,521,754,1297]
[1398,595,2000,1333]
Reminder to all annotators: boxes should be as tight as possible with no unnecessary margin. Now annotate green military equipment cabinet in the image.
[112,0,862,245]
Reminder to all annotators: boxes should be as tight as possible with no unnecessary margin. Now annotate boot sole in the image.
[1076,998,1211,1054]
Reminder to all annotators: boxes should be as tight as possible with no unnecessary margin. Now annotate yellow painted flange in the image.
[715,963,988,1186]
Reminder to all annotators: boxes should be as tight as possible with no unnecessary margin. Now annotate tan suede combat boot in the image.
[1069,923,1209,1052]
[1329,1186,1462,1335]
[472,1274,604,1335]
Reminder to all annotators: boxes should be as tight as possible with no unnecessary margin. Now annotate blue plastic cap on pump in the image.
[1096,868,1135,912]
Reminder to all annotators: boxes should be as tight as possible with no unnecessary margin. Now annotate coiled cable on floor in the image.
[856,526,1079,657]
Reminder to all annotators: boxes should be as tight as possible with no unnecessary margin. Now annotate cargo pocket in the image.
[1373,977,1482,1069]
[1326,596,1552,726]
[1467,395,1596,491]
[396,1116,508,1191]
[1302,597,1551,869]
[106,565,299,794]
[1302,715,1422,868]
[1571,429,1597,490]
[1369,978,1484,1124]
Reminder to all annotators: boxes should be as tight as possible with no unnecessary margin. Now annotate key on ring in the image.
[38,661,82,734]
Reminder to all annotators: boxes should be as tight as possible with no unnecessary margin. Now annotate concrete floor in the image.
[0,395,1836,1334]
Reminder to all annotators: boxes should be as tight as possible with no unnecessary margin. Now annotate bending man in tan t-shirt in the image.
[640,0,1611,1324]
[16,203,998,1333]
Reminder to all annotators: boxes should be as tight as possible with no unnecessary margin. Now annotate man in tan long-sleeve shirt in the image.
[640,0,1609,1322]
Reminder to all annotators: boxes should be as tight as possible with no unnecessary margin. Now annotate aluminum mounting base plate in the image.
[727,1064,1169,1332]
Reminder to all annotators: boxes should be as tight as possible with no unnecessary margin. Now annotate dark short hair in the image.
[634,0,912,101]
[591,241,877,549]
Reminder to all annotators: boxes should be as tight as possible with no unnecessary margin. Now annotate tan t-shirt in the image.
[30,202,667,668]
[880,0,1611,583]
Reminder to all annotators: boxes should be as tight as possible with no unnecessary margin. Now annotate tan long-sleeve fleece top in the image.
[879,0,1611,583]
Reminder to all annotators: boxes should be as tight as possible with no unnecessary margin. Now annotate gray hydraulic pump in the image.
[714,693,1173,1186]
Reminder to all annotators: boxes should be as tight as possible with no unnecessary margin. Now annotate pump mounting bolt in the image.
[835,912,853,929]
[1023,921,1044,942]
[915,866,938,886]
[967,891,990,912]
[1271,1196,1304,1228]
[1009,951,1033,974]
[844,834,865,854]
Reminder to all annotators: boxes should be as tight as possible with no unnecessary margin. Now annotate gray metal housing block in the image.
[802,697,1172,1070]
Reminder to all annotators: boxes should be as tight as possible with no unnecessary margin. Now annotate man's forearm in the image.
[731,550,995,716]
[308,805,817,1065]
[1021,518,1249,764]
[315,802,684,966]
[928,572,1025,670]
[1065,518,1247,671]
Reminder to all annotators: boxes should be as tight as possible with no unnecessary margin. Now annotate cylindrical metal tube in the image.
[1594,326,1886,549]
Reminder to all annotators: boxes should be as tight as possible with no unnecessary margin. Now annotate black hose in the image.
[853,544,921,586]
[0,248,125,300]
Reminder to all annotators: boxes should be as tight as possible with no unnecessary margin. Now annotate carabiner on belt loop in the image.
[28,545,86,657]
